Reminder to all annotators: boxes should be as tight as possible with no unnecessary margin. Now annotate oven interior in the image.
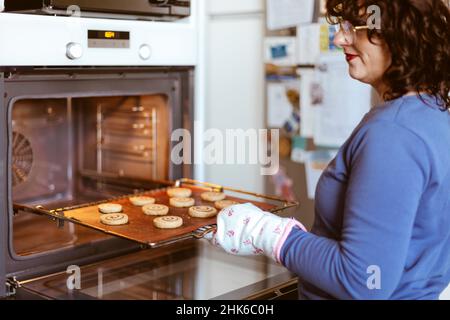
[12,94,172,256]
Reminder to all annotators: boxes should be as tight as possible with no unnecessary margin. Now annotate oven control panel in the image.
[87,30,130,49]
[0,11,197,66]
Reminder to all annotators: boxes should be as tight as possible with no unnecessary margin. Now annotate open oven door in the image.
[15,239,298,300]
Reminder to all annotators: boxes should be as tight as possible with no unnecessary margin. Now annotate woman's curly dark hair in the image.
[326,0,450,111]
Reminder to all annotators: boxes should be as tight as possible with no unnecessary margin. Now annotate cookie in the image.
[142,204,169,216]
[214,200,239,210]
[98,203,122,214]
[153,216,183,229]
[167,187,192,198]
[100,213,129,226]
[129,196,156,206]
[201,191,226,202]
[188,206,218,218]
[169,197,195,208]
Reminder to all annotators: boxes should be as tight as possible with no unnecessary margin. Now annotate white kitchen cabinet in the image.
[198,0,266,193]
[209,0,264,15]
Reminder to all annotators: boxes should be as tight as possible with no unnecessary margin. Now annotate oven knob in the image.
[66,42,83,60]
[139,44,152,60]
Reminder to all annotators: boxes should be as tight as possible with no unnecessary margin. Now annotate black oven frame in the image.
[0,67,194,298]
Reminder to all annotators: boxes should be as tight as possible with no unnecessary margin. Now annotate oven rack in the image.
[13,178,299,249]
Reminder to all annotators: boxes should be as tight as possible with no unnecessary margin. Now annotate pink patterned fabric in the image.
[207,203,307,264]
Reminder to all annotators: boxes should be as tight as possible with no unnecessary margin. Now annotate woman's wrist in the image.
[274,219,307,264]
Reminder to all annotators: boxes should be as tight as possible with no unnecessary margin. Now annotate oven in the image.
[0,1,299,300]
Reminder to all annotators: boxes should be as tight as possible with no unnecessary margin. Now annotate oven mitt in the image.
[205,203,307,264]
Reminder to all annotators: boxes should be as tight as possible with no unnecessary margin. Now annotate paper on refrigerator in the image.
[297,23,321,65]
[266,0,315,30]
[299,68,320,138]
[313,53,372,147]
[264,37,298,66]
[267,81,300,128]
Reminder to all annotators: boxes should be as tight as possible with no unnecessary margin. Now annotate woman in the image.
[207,0,450,300]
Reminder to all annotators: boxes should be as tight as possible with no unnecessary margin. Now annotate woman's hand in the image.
[205,203,306,263]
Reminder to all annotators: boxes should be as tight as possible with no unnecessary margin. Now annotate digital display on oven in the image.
[88,30,130,48]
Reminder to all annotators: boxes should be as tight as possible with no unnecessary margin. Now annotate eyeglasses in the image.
[332,20,369,44]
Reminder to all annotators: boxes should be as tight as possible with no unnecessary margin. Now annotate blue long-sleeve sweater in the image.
[280,94,450,300]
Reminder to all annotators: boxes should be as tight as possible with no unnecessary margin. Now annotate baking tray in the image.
[13,178,298,248]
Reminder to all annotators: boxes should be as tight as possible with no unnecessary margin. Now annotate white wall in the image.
[201,0,266,193]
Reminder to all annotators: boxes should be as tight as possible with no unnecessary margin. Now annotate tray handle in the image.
[192,224,217,239]
[175,178,299,213]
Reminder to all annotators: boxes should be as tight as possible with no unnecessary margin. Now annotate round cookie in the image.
[100,213,129,226]
[142,204,169,216]
[98,203,122,214]
[153,216,183,229]
[188,206,218,218]
[215,200,239,210]
[201,191,226,202]
[129,196,155,206]
[167,187,192,198]
[169,197,195,208]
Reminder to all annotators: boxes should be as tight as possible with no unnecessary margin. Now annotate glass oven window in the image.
[12,95,171,256]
